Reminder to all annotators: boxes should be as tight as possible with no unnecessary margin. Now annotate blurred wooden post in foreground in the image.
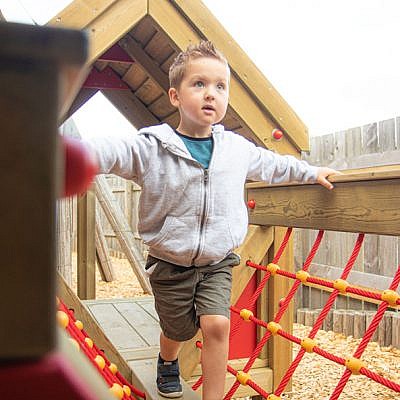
[0,22,87,359]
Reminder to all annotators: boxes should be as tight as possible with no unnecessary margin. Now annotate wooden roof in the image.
[49,0,309,154]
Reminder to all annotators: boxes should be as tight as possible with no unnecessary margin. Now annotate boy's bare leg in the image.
[200,315,230,400]
[160,332,183,361]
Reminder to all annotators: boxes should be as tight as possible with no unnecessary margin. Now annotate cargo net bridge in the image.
[192,228,400,399]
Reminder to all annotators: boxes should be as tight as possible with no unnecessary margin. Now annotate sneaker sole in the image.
[157,388,183,398]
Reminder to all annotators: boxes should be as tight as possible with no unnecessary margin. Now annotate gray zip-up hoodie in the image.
[85,123,318,267]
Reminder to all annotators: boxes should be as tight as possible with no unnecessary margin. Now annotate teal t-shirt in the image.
[176,132,213,169]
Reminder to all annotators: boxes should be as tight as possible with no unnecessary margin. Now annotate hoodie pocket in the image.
[145,215,198,260]
[201,216,235,260]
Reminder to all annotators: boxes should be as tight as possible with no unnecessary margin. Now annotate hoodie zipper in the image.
[192,168,209,264]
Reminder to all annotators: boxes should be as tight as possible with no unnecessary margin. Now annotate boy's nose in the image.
[204,89,215,100]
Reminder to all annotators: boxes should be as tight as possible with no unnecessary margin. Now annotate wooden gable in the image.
[49,0,309,155]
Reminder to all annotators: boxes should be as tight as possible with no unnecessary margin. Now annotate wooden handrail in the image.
[246,165,400,236]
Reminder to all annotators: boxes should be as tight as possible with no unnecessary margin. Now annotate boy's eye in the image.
[194,81,205,87]
[217,83,225,90]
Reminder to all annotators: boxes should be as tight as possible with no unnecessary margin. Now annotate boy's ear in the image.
[168,87,179,107]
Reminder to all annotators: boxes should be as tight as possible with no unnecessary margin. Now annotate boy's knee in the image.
[200,315,230,341]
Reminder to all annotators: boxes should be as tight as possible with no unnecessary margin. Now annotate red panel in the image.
[228,274,258,359]
[0,352,100,399]
[82,66,130,90]
[98,44,133,63]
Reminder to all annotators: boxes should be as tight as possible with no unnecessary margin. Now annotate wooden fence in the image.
[295,116,400,346]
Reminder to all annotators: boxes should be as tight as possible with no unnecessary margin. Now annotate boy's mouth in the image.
[202,105,215,111]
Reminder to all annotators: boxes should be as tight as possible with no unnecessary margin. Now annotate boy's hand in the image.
[316,167,342,190]
[62,136,98,197]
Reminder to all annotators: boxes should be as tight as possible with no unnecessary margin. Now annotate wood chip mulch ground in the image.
[71,255,400,400]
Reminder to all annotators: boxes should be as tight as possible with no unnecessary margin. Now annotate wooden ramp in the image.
[83,296,200,399]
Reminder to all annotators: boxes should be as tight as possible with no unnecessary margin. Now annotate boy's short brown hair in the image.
[169,40,229,89]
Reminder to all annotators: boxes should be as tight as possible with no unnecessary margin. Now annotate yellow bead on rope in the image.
[295,270,310,283]
[381,289,400,307]
[267,321,281,335]
[345,357,365,375]
[236,371,251,386]
[56,311,69,329]
[267,263,280,275]
[239,308,254,322]
[333,279,349,293]
[300,337,317,353]
[267,394,281,400]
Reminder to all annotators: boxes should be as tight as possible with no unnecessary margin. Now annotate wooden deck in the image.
[84,296,200,399]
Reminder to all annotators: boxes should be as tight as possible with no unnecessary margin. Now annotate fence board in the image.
[379,118,396,151]
[362,122,378,154]
[345,127,362,158]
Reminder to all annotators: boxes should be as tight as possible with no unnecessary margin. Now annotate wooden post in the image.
[333,310,345,334]
[56,197,74,285]
[353,311,366,339]
[267,227,293,390]
[95,213,116,282]
[378,311,394,347]
[366,311,379,342]
[392,313,400,349]
[304,309,319,328]
[296,308,307,325]
[77,187,96,299]
[0,22,86,359]
[343,310,355,337]
[322,310,333,332]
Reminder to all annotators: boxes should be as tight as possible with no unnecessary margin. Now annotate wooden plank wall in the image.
[296,116,400,314]
[96,175,147,259]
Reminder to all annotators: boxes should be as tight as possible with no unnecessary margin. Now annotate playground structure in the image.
[1,1,399,399]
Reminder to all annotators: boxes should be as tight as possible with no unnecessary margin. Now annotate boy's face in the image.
[169,57,229,137]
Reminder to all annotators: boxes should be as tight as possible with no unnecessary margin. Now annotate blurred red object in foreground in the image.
[62,136,98,197]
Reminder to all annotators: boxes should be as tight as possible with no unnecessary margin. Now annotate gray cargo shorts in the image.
[146,253,240,342]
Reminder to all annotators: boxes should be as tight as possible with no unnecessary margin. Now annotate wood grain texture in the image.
[248,175,400,236]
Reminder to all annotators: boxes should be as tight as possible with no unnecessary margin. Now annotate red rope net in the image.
[192,229,400,399]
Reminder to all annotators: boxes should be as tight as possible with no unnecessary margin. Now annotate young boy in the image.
[85,41,338,399]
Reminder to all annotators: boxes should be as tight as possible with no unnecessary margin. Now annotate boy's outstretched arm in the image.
[316,167,341,190]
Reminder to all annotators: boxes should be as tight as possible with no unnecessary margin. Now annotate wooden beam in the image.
[148,0,298,156]
[65,87,98,119]
[77,187,97,300]
[247,168,400,236]
[119,34,170,91]
[170,0,309,152]
[101,88,159,129]
[47,0,119,29]
[179,225,274,380]
[48,0,148,65]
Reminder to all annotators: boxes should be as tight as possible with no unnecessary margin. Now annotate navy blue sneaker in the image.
[157,354,183,398]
